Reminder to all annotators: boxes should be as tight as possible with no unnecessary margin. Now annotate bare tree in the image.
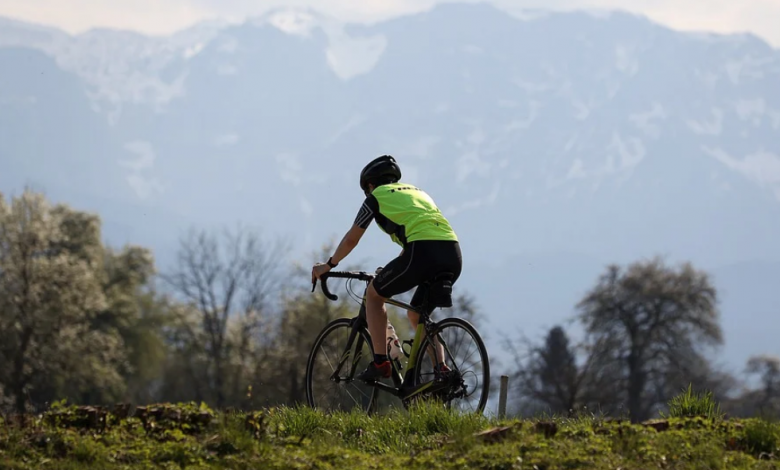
[576,256,723,422]
[505,325,622,417]
[508,326,579,415]
[162,225,286,408]
[655,343,737,407]
[745,355,780,417]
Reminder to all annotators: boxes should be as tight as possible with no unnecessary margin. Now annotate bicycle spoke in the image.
[321,348,336,373]
[442,333,483,409]
[413,318,490,414]
[306,319,378,413]
[306,272,490,417]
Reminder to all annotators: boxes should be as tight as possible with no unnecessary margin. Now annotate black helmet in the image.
[360,155,402,193]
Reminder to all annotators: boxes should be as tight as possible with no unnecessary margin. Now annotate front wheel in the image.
[413,317,490,413]
[305,318,378,413]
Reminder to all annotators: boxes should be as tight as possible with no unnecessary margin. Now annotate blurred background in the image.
[1,0,778,421]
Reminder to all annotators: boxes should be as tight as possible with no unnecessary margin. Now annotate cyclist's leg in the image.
[407,240,462,326]
[365,283,389,357]
[359,244,423,381]
[407,285,426,329]
[408,285,441,370]
[409,241,463,370]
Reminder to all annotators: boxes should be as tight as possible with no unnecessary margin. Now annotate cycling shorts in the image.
[371,240,462,310]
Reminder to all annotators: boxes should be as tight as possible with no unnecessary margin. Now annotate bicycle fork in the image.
[329,321,363,384]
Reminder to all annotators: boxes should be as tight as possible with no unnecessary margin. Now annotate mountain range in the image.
[1,3,779,377]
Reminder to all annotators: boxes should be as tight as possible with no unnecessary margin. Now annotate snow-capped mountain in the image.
[1,3,779,370]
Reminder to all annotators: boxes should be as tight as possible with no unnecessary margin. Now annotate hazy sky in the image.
[1,0,779,48]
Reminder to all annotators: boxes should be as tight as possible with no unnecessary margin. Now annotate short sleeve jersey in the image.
[353,182,458,247]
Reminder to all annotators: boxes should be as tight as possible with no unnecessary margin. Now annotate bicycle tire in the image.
[413,317,491,413]
[305,318,379,413]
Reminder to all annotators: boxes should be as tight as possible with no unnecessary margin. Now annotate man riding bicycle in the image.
[311,155,462,382]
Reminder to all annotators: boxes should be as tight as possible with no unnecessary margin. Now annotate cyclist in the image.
[311,155,462,382]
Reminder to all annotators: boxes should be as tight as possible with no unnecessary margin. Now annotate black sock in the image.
[373,354,388,364]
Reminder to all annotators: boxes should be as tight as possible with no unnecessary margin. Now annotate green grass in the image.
[661,384,726,421]
[0,400,778,469]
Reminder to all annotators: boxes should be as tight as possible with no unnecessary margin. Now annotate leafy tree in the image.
[0,189,125,414]
[154,302,209,403]
[252,244,386,406]
[68,245,175,405]
[113,288,175,405]
[255,277,357,406]
[576,256,723,422]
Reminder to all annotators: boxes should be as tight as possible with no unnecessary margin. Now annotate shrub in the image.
[742,418,779,457]
[661,384,724,420]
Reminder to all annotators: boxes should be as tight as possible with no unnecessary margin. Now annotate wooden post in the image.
[498,375,508,419]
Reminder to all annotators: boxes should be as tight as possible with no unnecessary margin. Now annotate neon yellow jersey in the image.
[353,182,458,247]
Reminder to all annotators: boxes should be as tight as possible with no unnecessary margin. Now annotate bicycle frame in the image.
[308,268,491,414]
[317,271,455,405]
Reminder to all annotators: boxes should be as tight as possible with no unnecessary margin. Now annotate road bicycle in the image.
[305,268,490,414]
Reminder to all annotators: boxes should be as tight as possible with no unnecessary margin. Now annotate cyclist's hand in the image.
[311,263,331,283]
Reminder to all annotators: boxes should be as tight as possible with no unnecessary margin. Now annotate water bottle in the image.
[386,322,403,363]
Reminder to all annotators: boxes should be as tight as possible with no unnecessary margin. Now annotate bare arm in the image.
[330,223,366,265]
[313,197,373,282]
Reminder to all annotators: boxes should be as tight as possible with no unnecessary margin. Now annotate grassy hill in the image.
[0,400,778,469]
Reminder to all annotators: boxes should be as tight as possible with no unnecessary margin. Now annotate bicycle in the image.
[305,268,490,414]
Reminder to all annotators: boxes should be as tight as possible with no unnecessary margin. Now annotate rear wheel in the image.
[305,318,379,413]
[413,317,490,413]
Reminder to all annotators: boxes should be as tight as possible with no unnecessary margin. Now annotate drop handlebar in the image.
[311,270,376,301]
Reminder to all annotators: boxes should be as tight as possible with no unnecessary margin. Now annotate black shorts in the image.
[372,240,462,309]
